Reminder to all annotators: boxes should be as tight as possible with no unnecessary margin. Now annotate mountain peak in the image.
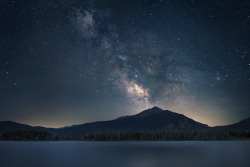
[151,106,163,111]
[135,106,165,118]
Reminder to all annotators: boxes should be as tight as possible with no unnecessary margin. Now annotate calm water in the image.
[0,141,249,167]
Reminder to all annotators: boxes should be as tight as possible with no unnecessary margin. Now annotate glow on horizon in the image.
[22,106,240,128]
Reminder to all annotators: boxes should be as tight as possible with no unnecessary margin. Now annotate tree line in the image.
[0,130,58,141]
[82,130,250,141]
[1,129,250,141]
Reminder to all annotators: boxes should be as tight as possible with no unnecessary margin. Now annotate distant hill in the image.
[0,121,34,134]
[0,121,57,135]
[0,107,250,139]
[215,117,250,131]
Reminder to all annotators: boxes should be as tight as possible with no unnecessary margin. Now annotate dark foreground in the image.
[0,141,250,167]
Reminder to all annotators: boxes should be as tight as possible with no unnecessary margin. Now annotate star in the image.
[0,0,249,128]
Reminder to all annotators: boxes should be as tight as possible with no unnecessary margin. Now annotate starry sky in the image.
[0,0,250,128]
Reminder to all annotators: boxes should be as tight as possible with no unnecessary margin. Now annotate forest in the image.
[1,129,250,141]
[0,130,58,141]
[82,130,250,141]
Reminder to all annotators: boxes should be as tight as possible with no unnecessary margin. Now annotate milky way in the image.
[0,0,249,127]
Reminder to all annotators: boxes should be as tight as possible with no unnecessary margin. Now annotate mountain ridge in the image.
[1,106,250,138]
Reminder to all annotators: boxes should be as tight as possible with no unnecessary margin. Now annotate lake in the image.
[0,141,249,167]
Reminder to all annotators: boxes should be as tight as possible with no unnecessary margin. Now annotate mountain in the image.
[215,117,250,131]
[1,107,250,139]
[56,106,209,138]
[0,121,34,134]
[0,121,57,135]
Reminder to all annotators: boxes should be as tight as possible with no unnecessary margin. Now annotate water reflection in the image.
[0,141,249,167]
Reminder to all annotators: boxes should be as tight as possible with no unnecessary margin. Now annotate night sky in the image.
[0,0,249,128]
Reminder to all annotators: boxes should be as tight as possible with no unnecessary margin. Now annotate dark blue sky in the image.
[0,0,249,127]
